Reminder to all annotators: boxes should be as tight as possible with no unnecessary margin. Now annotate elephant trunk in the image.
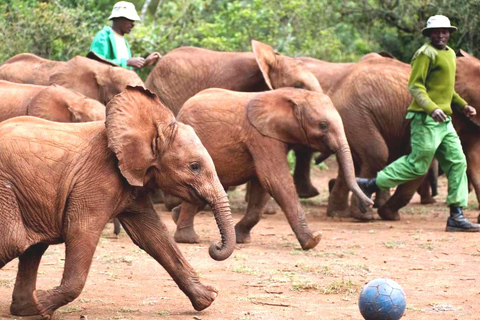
[336,142,374,212]
[207,186,235,261]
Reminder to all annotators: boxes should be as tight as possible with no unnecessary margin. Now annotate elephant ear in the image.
[247,90,309,145]
[50,56,103,102]
[26,85,73,122]
[251,40,277,90]
[105,85,176,187]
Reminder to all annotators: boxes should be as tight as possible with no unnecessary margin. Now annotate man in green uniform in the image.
[89,1,159,70]
[357,15,480,232]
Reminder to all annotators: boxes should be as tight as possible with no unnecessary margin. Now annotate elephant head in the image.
[247,88,373,211]
[252,40,323,93]
[105,86,235,261]
[50,56,144,105]
[26,85,105,122]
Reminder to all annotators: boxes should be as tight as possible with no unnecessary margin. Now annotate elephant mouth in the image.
[187,185,208,205]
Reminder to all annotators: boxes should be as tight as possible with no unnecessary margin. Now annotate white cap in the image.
[108,1,140,21]
[422,15,457,36]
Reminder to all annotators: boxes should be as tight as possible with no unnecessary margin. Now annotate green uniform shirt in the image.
[89,26,133,70]
[407,43,467,115]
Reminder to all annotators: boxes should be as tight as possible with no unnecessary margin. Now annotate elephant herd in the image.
[0,39,479,318]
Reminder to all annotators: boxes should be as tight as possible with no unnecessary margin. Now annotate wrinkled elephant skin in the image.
[0,86,235,319]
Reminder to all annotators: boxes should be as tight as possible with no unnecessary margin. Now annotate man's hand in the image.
[462,105,477,119]
[431,108,448,122]
[145,52,161,66]
[127,57,145,69]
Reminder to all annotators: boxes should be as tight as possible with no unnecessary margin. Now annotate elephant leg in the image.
[174,202,201,243]
[33,230,102,319]
[374,189,391,208]
[149,189,164,204]
[293,147,319,198]
[246,181,276,215]
[254,149,321,250]
[430,158,439,197]
[10,243,49,316]
[417,175,436,204]
[0,184,31,268]
[349,137,389,220]
[113,218,121,235]
[235,178,271,243]
[164,193,183,211]
[327,169,351,217]
[119,208,217,311]
[464,143,480,222]
[377,177,425,221]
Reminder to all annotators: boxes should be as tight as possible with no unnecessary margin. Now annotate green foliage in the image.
[1,0,479,73]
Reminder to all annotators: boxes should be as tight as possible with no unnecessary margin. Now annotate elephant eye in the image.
[189,162,201,172]
[319,122,328,130]
[293,82,304,89]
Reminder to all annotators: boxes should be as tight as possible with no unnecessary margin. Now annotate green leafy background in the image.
[1,0,479,80]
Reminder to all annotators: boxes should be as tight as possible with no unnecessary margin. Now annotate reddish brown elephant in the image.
[306,52,480,221]
[145,40,323,198]
[173,87,373,250]
[0,53,143,104]
[0,86,235,319]
[0,80,105,122]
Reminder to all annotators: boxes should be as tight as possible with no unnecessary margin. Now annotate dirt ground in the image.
[1,157,480,320]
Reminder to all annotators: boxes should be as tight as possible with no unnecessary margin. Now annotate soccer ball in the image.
[358,278,406,320]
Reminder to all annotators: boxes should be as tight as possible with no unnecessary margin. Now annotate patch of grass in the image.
[321,279,360,295]
[384,241,405,249]
[0,279,13,288]
[291,280,320,291]
[231,265,260,276]
[99,270,119,279]
[58,305,83,313]
[120,307,140,313]
[156,310,170,316]
[418,243,435,251]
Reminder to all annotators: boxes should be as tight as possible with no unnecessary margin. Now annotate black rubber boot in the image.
[356,178,379,199]
[446,207,480,232]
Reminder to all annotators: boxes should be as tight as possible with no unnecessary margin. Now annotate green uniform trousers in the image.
[376,111,468,207]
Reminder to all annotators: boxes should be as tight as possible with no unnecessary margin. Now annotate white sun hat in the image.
[108,1,140,21]
[422,15,457,36]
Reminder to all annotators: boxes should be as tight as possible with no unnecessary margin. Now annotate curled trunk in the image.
[336,143,374,212]
[208,191,235,261]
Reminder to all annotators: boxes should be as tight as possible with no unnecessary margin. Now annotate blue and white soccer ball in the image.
[358,278,406,320]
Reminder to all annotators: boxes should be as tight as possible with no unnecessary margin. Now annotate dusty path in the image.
[1,158,480,319]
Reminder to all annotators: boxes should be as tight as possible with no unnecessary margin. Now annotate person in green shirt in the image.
[89,1,160,70]
[357,15,480,232]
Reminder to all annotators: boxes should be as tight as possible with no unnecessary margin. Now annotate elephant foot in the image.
[420,196,436,204]
[10,296,39,316]
[299,231,322,250]
[174,227,200,244]
[33,290,56,320]
[295,183,320,199]
[172,205,181,224]
[189,285,218,311]
[327,208,351,218]
[350,210,374,221]
[235,225,252,243]
[377,206,401,221]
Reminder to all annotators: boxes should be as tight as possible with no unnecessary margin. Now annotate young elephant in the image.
[0,80,105,122]
[174,88,373,250]
[0,53,144,104]
[0,86,235,319]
